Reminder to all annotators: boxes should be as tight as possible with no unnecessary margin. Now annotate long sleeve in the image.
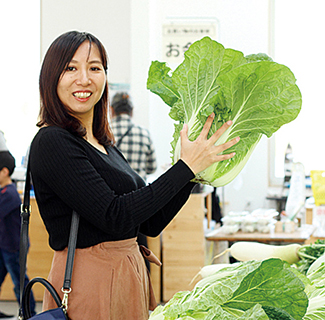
[30,127,195,250]
[139,181,196,236]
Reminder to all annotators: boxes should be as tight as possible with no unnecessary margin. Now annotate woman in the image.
[29,31,239,319]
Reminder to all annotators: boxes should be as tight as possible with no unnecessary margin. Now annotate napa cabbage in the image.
[147,37,302,187]
[303,263,325,320]
[149,259,308,320]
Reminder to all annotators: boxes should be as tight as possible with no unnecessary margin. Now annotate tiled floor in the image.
[0,300,42,319]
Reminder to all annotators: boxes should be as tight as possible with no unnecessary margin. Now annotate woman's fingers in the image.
[179,115,241,174]
[207,120,233,145]
[199,113,215,139]
[216,136,240,154]
[180,123,188,141]
[214,136,240,161]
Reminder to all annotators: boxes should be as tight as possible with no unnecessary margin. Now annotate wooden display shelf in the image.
[205,224,315,244]
[161,193,209,302]
[147,235,161,303]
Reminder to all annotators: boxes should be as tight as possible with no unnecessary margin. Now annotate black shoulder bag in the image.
[18,160,79,320]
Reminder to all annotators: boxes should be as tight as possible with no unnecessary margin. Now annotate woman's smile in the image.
[57,41,106,121]
[73,90,93,101]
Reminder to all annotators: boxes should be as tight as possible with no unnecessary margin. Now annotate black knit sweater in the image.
[29,126,196,251]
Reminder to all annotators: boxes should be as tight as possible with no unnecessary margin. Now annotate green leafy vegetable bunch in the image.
[296,239,325,275]
[147,37,302,187]
[150,257,325,319]
[149,258,307,319]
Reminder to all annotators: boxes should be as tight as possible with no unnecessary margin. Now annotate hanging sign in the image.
[162,22,218,66]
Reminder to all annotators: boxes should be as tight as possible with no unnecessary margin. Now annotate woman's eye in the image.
[91,66,101,71]
[66,66,76,71]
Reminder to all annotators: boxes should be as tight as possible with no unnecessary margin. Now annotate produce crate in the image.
[311,170,325,206]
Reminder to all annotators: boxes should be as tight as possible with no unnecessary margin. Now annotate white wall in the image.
[0,1,40,165]
[40,0,272,214]
[41,0,131,85]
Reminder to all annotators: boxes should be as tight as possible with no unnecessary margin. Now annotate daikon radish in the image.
[230,242,301,264]
[213,241,301,265]
[190,262,240,286]
[200,263,240,279]
[189,263,233,285]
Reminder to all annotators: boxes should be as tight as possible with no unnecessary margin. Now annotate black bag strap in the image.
[19,159,32,318]
[23,278,63,318]
[19,157,79,318]
[63,211,79,290]
[115,124,134,148]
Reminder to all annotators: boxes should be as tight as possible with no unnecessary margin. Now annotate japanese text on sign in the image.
[162,23,218,65]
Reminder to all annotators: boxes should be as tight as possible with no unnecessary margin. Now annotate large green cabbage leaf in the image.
[150,304,269,320]
[303,263,325,320]
[147,37,302,187]
[149,259,308,320]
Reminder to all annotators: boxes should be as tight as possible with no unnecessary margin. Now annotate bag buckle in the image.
[61,287,71,311]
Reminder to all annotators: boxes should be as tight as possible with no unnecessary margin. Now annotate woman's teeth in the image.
[73,92,92,98]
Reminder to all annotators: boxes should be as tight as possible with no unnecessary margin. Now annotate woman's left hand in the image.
[179,113,240,174]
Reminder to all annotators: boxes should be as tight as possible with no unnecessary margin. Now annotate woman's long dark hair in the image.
[38,31,114,146]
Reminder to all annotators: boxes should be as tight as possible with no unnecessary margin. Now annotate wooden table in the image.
[205,224,316,244]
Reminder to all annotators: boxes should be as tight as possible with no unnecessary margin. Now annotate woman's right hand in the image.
[179,113,240,175]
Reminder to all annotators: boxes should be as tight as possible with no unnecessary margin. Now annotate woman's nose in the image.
[76,70,91,86]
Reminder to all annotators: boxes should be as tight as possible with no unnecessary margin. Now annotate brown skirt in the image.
[43,238,157,320]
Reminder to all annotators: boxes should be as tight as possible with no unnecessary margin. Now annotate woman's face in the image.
[57,41,107,123]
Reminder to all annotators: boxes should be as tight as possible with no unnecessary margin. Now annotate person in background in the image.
[110,92,157,182]
[0,132,36,318]
[28,31,239,319]
[110,92,157,270]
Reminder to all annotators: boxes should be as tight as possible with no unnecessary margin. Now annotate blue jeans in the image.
[0,248,36,316]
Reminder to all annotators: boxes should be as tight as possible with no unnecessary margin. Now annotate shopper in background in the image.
[0,132,36,318]
[110,92,157,270]
[110,92,157,182]
[28,31,239,319]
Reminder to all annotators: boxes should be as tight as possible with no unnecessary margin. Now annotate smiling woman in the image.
[56,41,107,137]
[38,31,112,150]
[26,30,240,319]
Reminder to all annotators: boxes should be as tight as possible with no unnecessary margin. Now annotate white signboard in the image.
[162,22,218,66]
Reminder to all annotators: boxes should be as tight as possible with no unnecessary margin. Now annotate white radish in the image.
[213,241,301,265]
[190,263,239,285]
[199,263,239,278]
[230,242,301,264]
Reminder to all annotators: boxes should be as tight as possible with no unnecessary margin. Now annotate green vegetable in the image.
[296,239,325,275]
[212,241,325,276]
[147,37,301,187]
[150,304,270,320]
[262,306,295,320]
[149,259,308,319]
[303,263,325,319]
[303,287,325,320]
